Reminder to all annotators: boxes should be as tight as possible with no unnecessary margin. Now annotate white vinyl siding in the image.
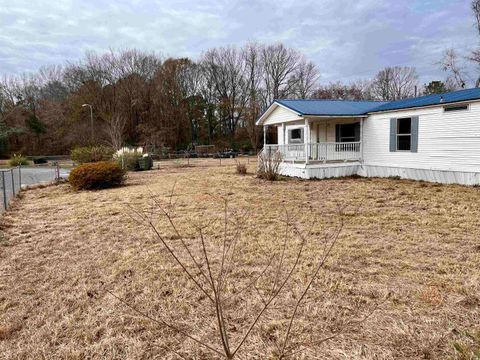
[263,105,303,125]
[363,101,480,172]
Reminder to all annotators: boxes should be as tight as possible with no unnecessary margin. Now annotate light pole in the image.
[82,103,94,143]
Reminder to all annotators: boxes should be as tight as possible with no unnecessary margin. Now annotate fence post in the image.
[18,165,21,189]
[2,172,7,211]
[10,169,15,196]
[55,162,60,181]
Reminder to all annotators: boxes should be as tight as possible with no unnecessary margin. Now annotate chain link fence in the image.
[0,167,22,211]
[0,164,70,212]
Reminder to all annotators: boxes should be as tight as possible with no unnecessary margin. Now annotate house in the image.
[256,88,480,185]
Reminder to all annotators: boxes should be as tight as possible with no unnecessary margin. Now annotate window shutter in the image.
[335,124,340,142]
[287,129,292,143]
[354,122,361,142]
[389,118,397,152]
[411,116,419,152]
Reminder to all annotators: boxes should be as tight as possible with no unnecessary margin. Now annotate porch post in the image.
[360,118,364,162]
[304,118,310,165]
[281,123,286,145]
[263,125,267,148]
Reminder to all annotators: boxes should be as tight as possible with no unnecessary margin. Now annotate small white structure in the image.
[257,88,480,185]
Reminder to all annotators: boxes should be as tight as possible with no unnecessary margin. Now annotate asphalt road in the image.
[19,166,70,186]
[0,166,70,211]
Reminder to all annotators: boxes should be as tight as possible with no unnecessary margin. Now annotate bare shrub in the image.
[235,161,247,175]
[107,192,380,358]
[257,151,282,181]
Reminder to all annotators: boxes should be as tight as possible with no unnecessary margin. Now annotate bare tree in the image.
[312,80,373,100]
[440,49,468,89]
[473,0,480,34]
[261,44,302,105]
[201,46,249,139]
[370,66,419,100]
[105,114,127,150]
[243,42,263,150]
[290,58,320,98]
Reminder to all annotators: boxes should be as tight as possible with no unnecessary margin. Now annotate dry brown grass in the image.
[0,159,479,359]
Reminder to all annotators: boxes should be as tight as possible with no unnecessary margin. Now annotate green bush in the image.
[69,161,126,190]
[71,146,115,164]
[116,152,142,171]
[8,154,29,166]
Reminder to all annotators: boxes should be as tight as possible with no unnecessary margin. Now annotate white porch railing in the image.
[263,142,361,162]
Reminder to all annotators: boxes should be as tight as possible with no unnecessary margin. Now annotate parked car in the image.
[214,150,238,158]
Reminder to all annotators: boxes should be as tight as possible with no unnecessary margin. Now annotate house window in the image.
[288,128,303,143]
[336,123,360,143]
[444,104,469,112]
[291,128,301,140]
[396,118,411,151]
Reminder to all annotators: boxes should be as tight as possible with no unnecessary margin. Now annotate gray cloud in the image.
[0,0,476,84]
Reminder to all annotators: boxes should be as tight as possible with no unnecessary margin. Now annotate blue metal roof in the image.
[275,99,387,116]
[274,88,480,117]
[368,87,480,113]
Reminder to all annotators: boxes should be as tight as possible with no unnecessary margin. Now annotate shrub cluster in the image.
[8,154,29,166]
[69,161,126,190]
[71,146,115,164]
[116,152,142,171]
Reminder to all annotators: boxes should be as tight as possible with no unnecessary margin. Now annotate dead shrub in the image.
[68,161,126,190]
[257,151,282,181]
[235,161,247,175]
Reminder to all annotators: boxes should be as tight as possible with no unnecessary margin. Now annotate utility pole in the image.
[82,104,94,143]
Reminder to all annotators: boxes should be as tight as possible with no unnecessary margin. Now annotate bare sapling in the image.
[106,188,382,358]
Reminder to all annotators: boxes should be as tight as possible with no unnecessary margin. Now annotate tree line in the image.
[0,39,471,156]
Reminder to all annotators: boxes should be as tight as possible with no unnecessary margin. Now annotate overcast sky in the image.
[0,0,476,84]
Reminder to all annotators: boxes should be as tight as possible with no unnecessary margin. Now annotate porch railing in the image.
[263,142,361,162]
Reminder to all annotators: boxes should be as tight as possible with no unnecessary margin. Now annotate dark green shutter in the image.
[389,118,397,152]
[411,116,419,152]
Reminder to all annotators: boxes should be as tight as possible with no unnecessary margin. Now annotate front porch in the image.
[264,141,361,163]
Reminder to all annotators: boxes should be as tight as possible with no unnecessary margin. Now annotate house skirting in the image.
[359,165,480,186]
[279,162,361,180]
[278,162,480,185]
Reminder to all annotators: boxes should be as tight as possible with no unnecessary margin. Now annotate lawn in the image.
[0,160,479,359]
